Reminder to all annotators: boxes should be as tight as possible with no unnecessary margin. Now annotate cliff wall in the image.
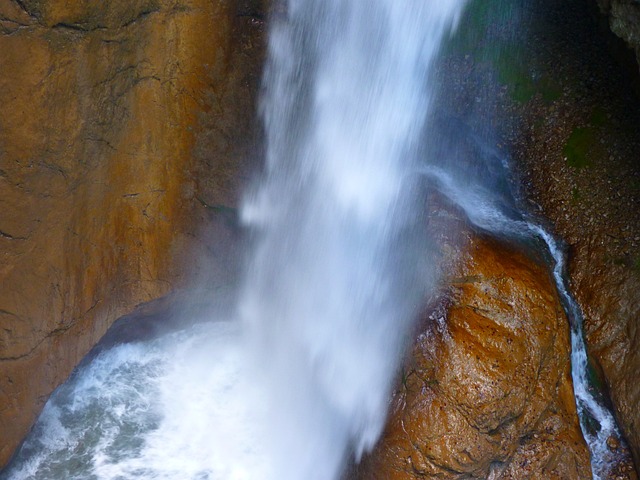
[0,0,265,467]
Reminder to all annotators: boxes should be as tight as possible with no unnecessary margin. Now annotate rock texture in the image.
[596,0,640,69]
[355,230,591,479]
[0,0,266,468]
[503,0,640,469]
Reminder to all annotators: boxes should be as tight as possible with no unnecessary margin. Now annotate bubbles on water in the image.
[2,323,273,480]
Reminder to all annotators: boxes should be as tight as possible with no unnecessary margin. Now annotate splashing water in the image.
[1,0,623,479]
[239,1,466,478]
[2,1,466,479]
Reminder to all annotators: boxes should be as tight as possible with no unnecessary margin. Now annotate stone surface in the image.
[503,0,640,469]
[596,0,640,70]
[0,0,266,468]
[354,230,591,479]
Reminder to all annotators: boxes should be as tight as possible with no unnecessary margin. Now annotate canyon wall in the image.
[1,0,639,475]
[0,0,265,467]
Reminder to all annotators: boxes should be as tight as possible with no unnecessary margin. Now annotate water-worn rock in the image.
[596,0,640,70]
[0,0,266,467]
[355,231,591,479]
[504,0,640,469]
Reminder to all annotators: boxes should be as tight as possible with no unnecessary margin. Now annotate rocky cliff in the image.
[508,0,640,468]
[0,0,265,467]
[2,0,639,475]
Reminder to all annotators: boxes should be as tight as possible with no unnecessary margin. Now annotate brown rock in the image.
[506,0,640,468]
[596,0,640,71]
[0,0,267,468]
[355,232,591,479]
[610,436,622,452]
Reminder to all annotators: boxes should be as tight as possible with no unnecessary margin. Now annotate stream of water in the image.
[419,162,623,479]
[0,0,624,479]
[2,1,465,479]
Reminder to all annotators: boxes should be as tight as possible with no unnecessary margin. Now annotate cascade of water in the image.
[2,1,624,479]
[239,1,466,478]
[422,162,622,479]
[529,225,620,480]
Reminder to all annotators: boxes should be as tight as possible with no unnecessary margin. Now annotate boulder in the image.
[355,231,592,479]
[596,0,640,70]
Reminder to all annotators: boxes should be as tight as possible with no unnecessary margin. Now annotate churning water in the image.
[2,1,466,479]
[1,0,624,479]
[238,1,466,478]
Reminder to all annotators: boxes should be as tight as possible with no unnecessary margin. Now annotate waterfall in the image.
[530,226,621,480]
[1,1,624,479]
[1,2,467,479]
[239,1,466,478]
[422,161,623,479]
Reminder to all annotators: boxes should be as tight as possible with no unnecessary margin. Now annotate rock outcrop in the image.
[354,230,592,479]
[504,0,640,468]
[596,0,640,69]
[0,0,266,467]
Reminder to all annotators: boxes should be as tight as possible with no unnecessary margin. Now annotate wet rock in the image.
[0,0,266,468]
[596,0,640,71]
[610,436,622,452]
[506,0,640,470]
[354,232,591,479]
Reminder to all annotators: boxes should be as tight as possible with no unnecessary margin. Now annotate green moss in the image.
[563,127,596,168]
[589,107,608,127]
[498,61,536,103]
[571,186,581,200]
[492,47,562,104]
[539,76,562,102]
[444,0,493,55]
[444,0,562,104]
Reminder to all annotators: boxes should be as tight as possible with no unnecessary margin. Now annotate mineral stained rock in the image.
[356,231,592,479]
[511,0,640,468]
[0,0,266,467]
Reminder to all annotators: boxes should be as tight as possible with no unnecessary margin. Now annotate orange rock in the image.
[355,232,591,479]
[0,0,267,468]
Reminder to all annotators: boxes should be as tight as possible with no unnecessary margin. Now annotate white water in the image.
[530,226,620,480]
[2,323,272,480]
[239,1,465,478]
[1,0,623,478]
[421,164,621,479]
[2,1,467,479]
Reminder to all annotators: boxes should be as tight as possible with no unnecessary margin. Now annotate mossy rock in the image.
[563,126,596,168]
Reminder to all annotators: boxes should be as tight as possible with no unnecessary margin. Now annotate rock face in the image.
[355,231,591,479]
[0,0,266,468]
[596,0,640,69]
[505,0,640,468]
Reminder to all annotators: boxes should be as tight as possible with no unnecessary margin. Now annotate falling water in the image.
[1,1,466,479]
[239,1,466,478]
[0,1,624,479]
